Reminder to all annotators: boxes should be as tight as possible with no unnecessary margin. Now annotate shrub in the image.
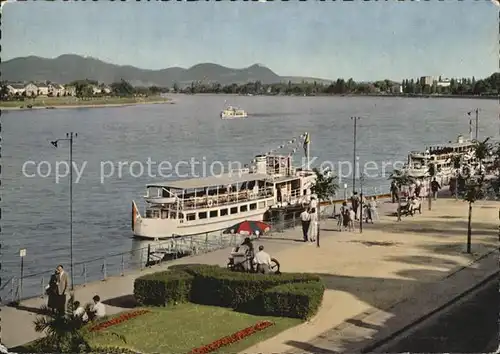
[261,281,325,319]
[187,266,320,309]
[134,270,193,306]
[133,265,325,319]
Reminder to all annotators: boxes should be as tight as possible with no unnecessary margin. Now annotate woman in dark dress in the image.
[47,271,58,310]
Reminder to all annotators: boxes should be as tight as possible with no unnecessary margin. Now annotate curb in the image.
[361,268,499,353]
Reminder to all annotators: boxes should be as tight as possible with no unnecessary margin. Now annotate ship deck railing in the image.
[175,189,274,210]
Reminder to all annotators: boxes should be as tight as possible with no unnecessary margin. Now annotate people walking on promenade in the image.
[300,208,311,241]
[390,181,398,203]
[338,202,348,231]
[431,178,441,200]
[367,196,378,223]
[55,264,69,314]
[351,192,360,220]
[415,179,422,198]
[348,208,356,231]
[308,208,318,242]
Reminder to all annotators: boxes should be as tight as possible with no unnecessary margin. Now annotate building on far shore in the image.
[6,83,26,96]
[48,83,65,96]
[25,83,38,96]
[420,76,434,86]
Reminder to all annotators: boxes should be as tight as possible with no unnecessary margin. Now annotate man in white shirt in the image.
[253,245,272,274]
[90,295,106,320]
[73,300,88,322]
[300,209,311,242]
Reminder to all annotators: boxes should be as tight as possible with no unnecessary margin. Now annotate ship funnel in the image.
[254,155,267,174]
[457,135,464,143]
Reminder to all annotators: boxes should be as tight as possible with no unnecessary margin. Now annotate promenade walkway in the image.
[3,197,498,352]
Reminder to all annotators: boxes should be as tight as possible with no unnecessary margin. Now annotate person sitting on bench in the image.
[409,197,421,216]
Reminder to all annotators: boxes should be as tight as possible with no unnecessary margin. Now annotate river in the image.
[2,94,498,300]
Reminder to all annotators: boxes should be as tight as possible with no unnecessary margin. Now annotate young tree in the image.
[311,167,338,247]
[389,169,415,221]
[463,175,486,253]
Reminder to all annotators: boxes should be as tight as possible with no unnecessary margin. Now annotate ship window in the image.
[209,210,218,218]
[230,207,238,214]
[250,203,257,210]
[240,205,248,212]
[153,210,160,218]
[199,212,207,219]
[161,211,168,219]
[187,213,196,221]
[146,210,152,218]
[220,208,228,216]
[258,202,266,209]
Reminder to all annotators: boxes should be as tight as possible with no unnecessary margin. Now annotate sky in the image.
[2,0,498,81]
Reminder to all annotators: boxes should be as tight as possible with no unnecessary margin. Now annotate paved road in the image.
[375,276,499,353]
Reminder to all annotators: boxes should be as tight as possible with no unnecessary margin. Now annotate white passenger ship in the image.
[220,105,248,119]
[402,135,476,182]
[132,148,316,239]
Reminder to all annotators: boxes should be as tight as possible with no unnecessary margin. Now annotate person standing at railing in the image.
[55,264,69,314]
[46,269,58,310]
[300,208,311,241]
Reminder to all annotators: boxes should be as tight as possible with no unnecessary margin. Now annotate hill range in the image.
[1,54,332,87]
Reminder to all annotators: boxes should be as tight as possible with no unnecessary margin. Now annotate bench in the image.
[398,201,421,217]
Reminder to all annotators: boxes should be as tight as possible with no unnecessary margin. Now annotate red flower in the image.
[89,309,150,332]
[188,321,275,353]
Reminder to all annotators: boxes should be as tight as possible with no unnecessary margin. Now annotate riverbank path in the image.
[2,196,498,351]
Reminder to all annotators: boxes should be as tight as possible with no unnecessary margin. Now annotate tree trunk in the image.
[316,203,320,248]
[467,202,472,253]
[428,177,432,211]
[397,189,402,222]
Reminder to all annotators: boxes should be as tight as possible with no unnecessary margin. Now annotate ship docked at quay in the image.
[132,133,315,240]
[401,134,479,184]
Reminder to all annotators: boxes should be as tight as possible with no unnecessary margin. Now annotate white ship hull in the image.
[221,112,248,119]
[133,208,265,239]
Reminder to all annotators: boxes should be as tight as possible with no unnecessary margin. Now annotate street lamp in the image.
[50,132,77,290]
[467,109,479,141]
[359,174,364,233]
[351,117,361,193]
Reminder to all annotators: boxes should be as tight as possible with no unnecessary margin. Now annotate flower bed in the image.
[189,321,274,354]
[89,309,150,332]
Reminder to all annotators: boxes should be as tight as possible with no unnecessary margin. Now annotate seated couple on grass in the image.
[73,295,106,322]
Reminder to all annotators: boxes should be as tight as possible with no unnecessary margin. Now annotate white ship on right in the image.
[401,134,477,183]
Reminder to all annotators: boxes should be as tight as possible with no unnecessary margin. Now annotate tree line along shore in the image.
[1,72,498,109]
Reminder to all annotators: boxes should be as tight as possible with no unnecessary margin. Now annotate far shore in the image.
[0,96,175,111]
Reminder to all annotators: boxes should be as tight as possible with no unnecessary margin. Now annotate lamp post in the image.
[50,132,77,290]
[359,174,364,233]
[351,117,360,193]
[467,109,479,140]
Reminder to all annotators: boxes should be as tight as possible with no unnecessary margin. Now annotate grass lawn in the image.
[86,303,301,353]
[0,95,169,108]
